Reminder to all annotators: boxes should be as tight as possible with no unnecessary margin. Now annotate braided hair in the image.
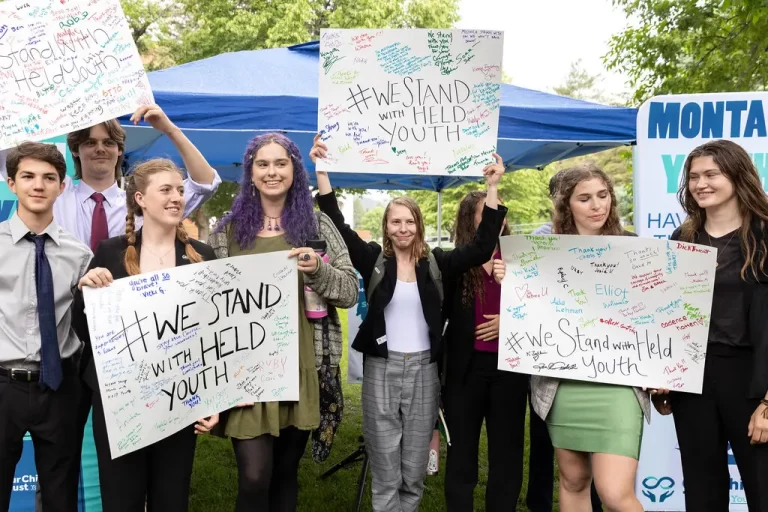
[124,158,203,275]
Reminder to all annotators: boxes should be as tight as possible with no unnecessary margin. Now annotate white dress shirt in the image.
[54,171,222,244]
[0,214,92,368]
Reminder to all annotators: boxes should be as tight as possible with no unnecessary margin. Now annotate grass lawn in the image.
[189,309,560,511]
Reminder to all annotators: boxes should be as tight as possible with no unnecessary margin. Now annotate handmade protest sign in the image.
[82,252,299,458]
[0,0,153,150]
[498,235,716,393]
[317,28,503,176]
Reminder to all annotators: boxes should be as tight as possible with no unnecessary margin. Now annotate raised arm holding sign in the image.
[316,28,503,176]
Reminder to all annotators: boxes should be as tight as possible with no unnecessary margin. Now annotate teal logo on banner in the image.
[0,136,76,222]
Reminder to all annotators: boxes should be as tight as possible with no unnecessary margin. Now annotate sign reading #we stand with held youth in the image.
[497,234,717,393]
[317,28,503,176]
[83,253,299,458]
[0,0,153,150]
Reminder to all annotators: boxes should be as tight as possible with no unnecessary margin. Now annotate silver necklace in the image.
[707,230,737,268]
[142,244,174,264]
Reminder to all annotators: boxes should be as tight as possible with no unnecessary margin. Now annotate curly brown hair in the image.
[454,191,509,307]
[676,139,768,280]
[553,162,623,236]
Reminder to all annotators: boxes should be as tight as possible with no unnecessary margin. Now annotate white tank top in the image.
[383,280,431,353]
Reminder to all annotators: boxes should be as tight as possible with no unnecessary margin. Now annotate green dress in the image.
[221,233,320,439]
[547,381,643,459]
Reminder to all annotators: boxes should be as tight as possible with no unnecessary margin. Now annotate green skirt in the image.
[547,380,643,459]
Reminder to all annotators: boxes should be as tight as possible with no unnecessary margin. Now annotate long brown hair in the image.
[553,163,623,236]
[124,159,203,275]
[381,196,430,262]
[67,120,126,182]
[454,191,509,306]
[677,139,768,280]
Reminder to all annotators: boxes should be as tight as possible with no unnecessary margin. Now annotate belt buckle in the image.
[10,369,34,382]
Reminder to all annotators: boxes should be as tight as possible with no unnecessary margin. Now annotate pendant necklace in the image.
[143,245,174,264]
[265,215,281,231]
[707,230,737,268]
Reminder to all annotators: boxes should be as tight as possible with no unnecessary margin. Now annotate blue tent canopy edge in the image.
[120,41,637,191]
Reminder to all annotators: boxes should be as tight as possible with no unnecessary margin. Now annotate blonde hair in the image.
[381,196,430,262]
[124,158,203,275]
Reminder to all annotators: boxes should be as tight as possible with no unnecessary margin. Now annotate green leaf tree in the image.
[165,0,460,66]
[605,0,768,105]
[360,205,385,240]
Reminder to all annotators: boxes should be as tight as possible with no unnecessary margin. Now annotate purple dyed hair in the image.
[215,133,317,248]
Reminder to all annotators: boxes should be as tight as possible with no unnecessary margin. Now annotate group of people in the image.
[0,106,766,512]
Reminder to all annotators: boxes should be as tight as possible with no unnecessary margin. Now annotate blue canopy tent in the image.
[120,41,638,193]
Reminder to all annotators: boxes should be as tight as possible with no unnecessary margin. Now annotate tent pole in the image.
[437,190,442,248]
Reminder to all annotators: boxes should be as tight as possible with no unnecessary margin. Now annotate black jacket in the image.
[316,190,508,363]
[671,222,768,399]
[72,230,216,390]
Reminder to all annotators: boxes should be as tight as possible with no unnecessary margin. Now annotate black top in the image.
[699,228,753,348]
[316,189,508,364]
[72,230,217,390]
[671,222,768,398]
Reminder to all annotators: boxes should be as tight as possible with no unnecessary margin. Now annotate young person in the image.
[72,158,219,512]
[506,163,651,512]
[0,142,92,512]
[442,191,529,511]
[0,105,223,510]
[62,105,221,247]
[656,139,768,512]
[208,133,358,512]
[527,169,603,512]
[311,135,508,512]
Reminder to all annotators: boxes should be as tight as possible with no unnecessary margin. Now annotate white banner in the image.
[0,0,154,150]
[497,234,716,392]
[635,92,768,239]
[83,253,299,458]
[633,92,761,510]
[317,28,503,176]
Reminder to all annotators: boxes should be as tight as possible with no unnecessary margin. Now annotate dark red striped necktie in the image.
[90,192,109,252]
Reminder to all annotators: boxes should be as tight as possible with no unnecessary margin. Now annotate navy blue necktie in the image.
[27,233,62,391]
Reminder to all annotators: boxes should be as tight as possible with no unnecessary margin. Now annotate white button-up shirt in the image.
[54,172,222,243]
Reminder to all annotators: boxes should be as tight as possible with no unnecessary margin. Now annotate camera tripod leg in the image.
[354,451,370,512]
[318,446,365,480]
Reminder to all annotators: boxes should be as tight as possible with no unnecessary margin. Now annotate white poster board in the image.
[83,253,299,458]
[0,0,154,150]
[497,234,716,393]
[317,28,503,176]
[633,92,760,510]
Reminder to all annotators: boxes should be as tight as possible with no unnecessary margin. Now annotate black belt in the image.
[0,358,77,383]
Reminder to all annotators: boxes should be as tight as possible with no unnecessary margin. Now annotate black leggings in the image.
[232,427,310,512]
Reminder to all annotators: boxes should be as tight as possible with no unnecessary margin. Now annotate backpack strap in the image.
[366,251,386,304]
[367,251,443,304]
[426,252,443,304]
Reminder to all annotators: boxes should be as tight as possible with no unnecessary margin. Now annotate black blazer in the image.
[443,229,637,386]
[317,189,508,363]
[671,222,768,399]
[72,230,216,390]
